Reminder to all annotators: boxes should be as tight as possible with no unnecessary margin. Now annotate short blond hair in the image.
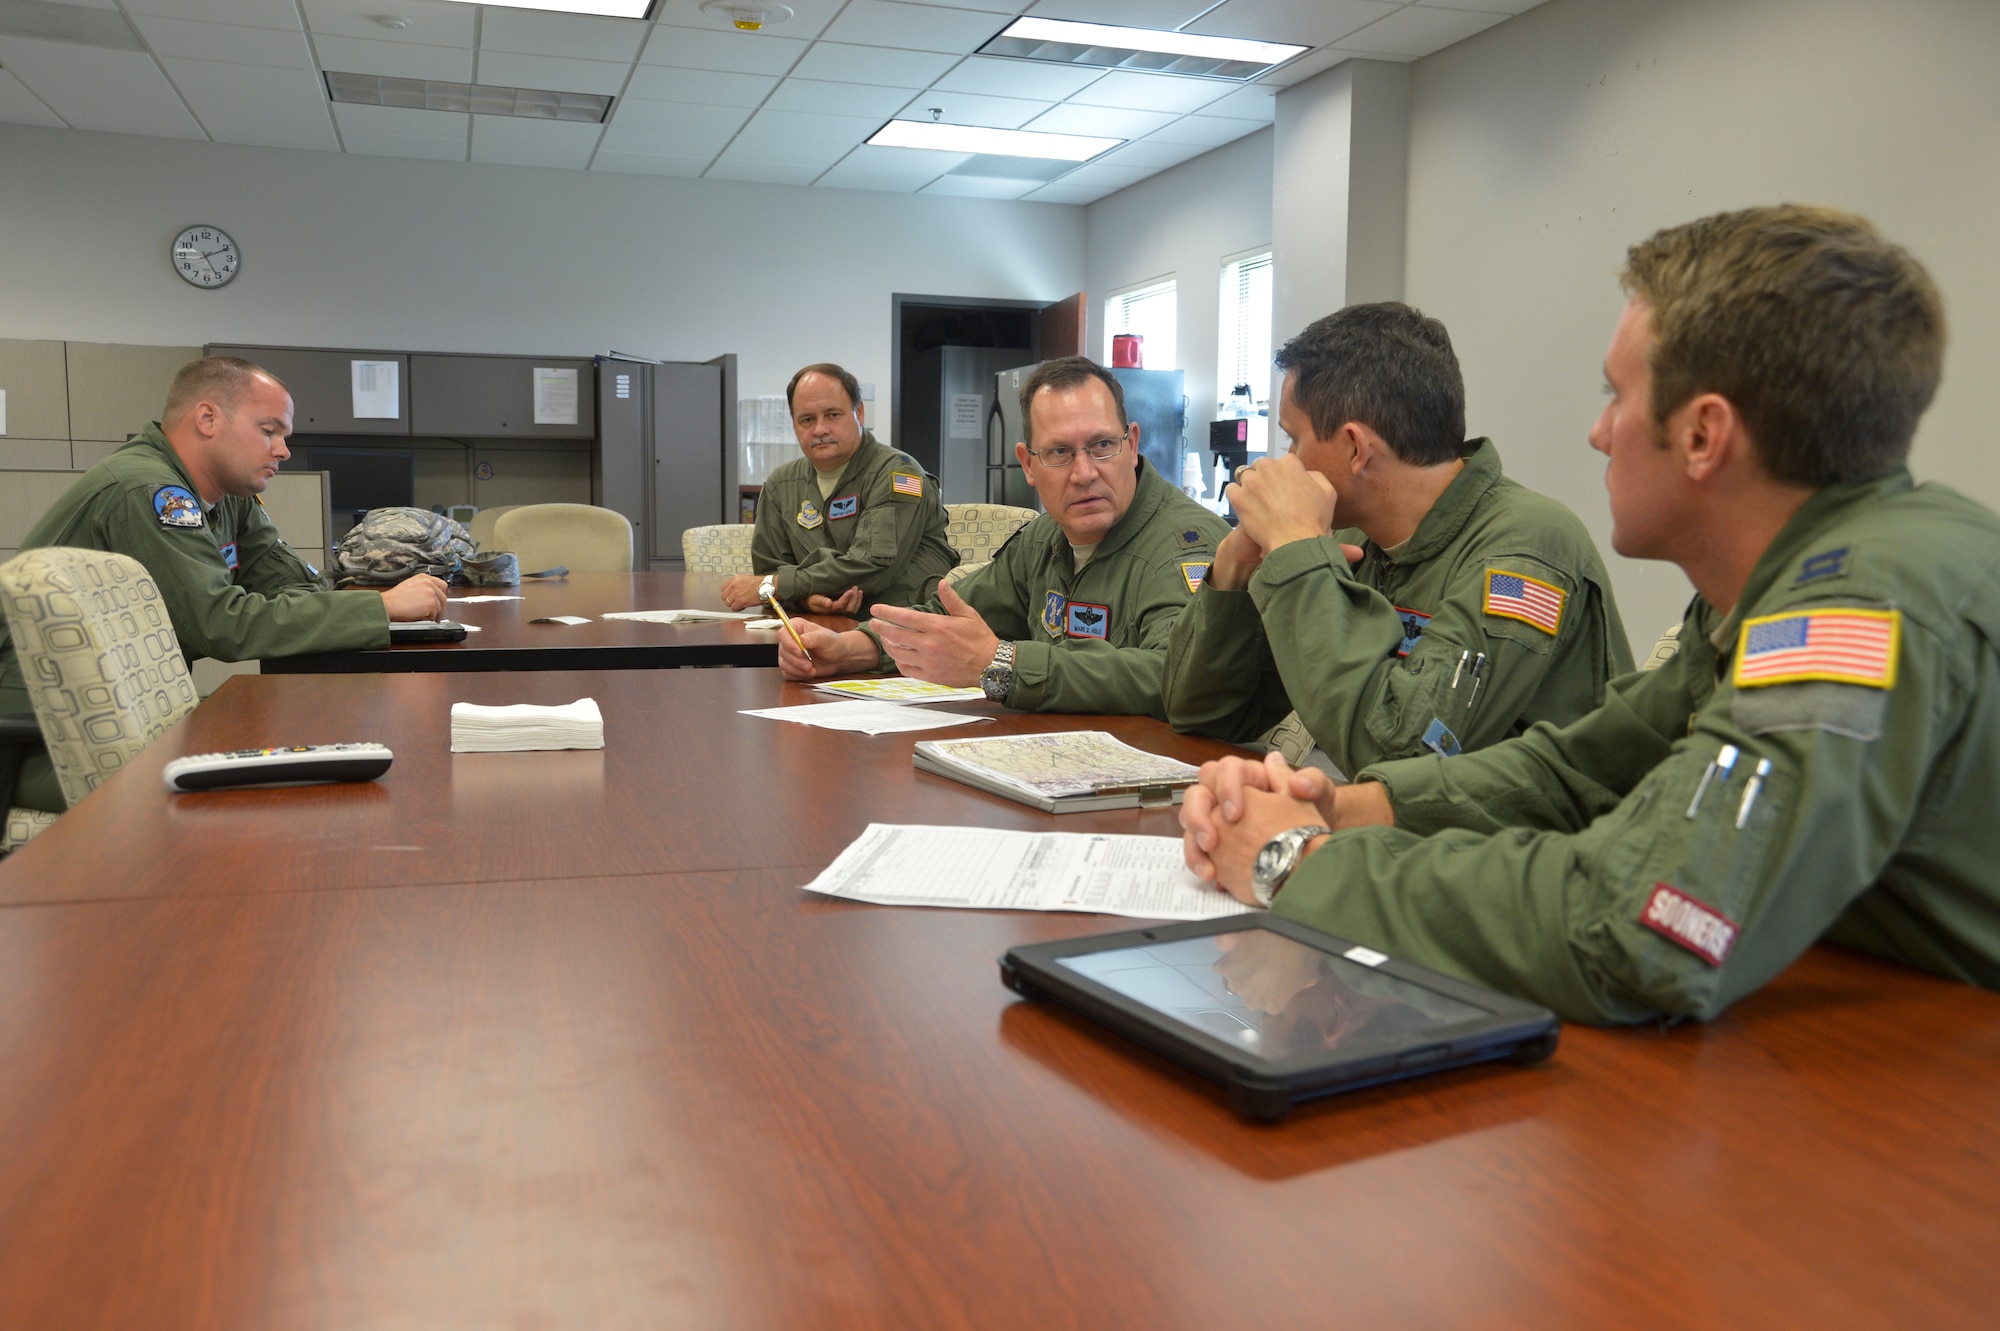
[163,356,286,423]
[1621,205,1944,486]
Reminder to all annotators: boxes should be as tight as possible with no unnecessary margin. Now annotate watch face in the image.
[172,226,240,288]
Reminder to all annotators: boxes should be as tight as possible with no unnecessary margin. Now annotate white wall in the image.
[1403,0,2000,647]
[0,123,1086,442]
[1083,128,1274,448]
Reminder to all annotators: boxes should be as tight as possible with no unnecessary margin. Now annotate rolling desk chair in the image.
[493,504,634,574]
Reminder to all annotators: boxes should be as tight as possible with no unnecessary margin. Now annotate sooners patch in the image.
[1640,883,1738,967]
[827,495,859,520]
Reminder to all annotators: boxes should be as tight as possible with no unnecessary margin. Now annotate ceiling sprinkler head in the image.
[929,107,942,121]
[701,0,794,31]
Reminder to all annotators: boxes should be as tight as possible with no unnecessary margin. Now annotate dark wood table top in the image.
[266,570,846,672]
[0,667,1243,906]
[1,868,1995,1330]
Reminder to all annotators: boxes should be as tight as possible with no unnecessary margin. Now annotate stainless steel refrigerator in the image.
[989,363,1187,509]
[902,345,1033,504]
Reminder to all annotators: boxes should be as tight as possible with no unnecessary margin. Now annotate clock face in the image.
[172,225,240,288]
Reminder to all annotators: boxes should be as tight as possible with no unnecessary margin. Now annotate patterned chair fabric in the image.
[942,560,989,589]
[1640,622,1682,671]
[3,805,59,853]
[492,503,634,574]
[0,548,200,812]
[681,524,755,574]
[944,504,1038,565]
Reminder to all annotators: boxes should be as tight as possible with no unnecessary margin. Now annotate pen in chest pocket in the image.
[1685,743,1740,819]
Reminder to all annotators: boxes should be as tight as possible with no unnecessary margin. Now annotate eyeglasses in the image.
[1025,435,1127,469]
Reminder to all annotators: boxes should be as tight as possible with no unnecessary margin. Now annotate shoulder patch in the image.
[1733,607,1898,690]
[1180,561,1209,594]
[1794,546,1850,585]
[153,485,203,528]
[1640,883,1738,967]
[1483,568,1564,635]
[1041,589,1067,638]
[796,498,824,530]
[890,471,923,501]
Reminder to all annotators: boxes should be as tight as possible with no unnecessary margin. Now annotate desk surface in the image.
[4,669,1999,1328]
[266,571,832,672]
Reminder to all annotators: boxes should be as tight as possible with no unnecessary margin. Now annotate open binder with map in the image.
[912,731,1203,812]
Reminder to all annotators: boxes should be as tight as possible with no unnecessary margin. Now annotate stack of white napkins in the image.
[449,697,605,753]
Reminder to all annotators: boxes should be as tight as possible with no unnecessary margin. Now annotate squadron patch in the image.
[828,495,859,521]
[890,471,923,500]
[220,541,239,571]
[1640,883,1738,967]
[1041,590,1067,638]
[1065,601,1110,639]
[154,485,203,528]
[1180,561,1209,595]
[1420,717,1461,757]
[796,499,824,530]
[1394,606,1432,658]
[1483,569,1564,635]
[1733,608,1898,690]
[1794,546,1850,585]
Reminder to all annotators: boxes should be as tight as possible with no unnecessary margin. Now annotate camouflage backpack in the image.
[334,507,475,586]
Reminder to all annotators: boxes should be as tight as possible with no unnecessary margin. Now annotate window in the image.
[1104,276,1177,372]
[1217,248,1273,452]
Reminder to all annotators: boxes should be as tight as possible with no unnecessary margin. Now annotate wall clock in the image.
[171,225,240,288]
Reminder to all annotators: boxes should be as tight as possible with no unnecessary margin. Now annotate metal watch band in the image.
[1251,824,1332,907]
[981,640,1016,703]
[758,575,775,602]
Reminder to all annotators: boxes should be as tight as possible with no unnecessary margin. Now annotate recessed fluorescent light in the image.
[437,0,655,18]
[325,72,614,122]
[868,120,1120,161]
[983,17,1307,80]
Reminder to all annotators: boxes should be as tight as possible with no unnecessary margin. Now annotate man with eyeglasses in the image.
[777,356,1229,717]
[1162,302,1631,778]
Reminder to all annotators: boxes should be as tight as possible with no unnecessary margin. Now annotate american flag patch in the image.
[1733,608,1899,689]
[1483,569,1564,635]
[891,471,923,497]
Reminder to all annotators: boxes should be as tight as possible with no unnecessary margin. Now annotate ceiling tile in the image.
[1088,137,1208,171]
[622,64,776,105]
[1186,0,1401,46]
[1145,112,1263,147]
[651,0,842,41]
[1020,181,1118,204]
[1025,102,1174,138]
[131,15,314,68]
[740,106,883,142]
[1069,71,1235,115]
[476,50,630,97]
[1420,0,1547,15]
[591,148,710,176]
[790,40,954,88]
[0,69,64,127]
[124,0,303,32]
[931,54,1102,100]
[705,158,828,185]
[821,0,1006,55]
[301,0,474,46]
[894,89,1050,129]
[337,128,467,160]
[332,100,467,140]
[1199,84,1276,120]
[471,115,603,168]
[601,103,750,155]
[921,174,1037,199]
[907,0,1018,11]
[479,10,646,62]
[312,34,473,81]
[1038,158,1148,189]
[0,37,205,137]
[765,78,915,118]
[159,57,338,150]
[640,24,806,76]
[715,135,852,167]
[28,0,119,9]
[814,143,965,186]
[1257,45,1357,86]
[1338,4,1509,57]
[1023,0,1214,26]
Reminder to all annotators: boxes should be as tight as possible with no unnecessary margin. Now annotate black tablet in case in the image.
[1001,915,1559,1121]
[388,619,468,643]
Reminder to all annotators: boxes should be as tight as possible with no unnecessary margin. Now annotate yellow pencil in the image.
[765,592,813,665]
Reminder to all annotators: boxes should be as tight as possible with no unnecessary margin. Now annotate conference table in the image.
[265,569,830,672]
[2,668,1997,1328]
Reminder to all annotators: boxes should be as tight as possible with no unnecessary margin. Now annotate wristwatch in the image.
[1250,825,1331,907]
[758,574,776,603]
[980,640,1016,703]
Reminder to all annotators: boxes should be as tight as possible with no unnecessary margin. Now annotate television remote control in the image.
[162,742,394,791]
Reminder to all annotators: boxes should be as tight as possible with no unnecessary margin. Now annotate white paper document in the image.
[741,701,993,735]
[351,360,399,419]
[533,615,592,626]
[601,608,761,624]
[804,824,1256,920]
[448,595,523,603]
[533,366,579,426]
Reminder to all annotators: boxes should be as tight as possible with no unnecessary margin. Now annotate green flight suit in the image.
[0,424,389,812]
[1162,439,1631,773]
[751,432,959,611]
[1270,468,2000,1025]
[861,458,1230,718]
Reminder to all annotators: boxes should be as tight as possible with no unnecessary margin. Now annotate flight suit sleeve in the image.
[772,464,945,602]
[1270,597,1958,1025]
[1250,537,1621,773]
[1161,585,1291,741]
[750,480,796,580]
[234,500,330,592]
[94,482,389,662]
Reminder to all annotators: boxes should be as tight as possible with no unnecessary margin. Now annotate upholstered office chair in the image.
[0,548,200,845]
[944,503,1038,567]
[466,504,519,551]
[492,503,634,573]
[680,524,755,574]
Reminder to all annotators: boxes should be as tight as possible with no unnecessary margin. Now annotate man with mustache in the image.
[778,356,1228,717]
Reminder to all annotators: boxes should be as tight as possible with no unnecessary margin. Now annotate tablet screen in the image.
[1056,931,1488,1062]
